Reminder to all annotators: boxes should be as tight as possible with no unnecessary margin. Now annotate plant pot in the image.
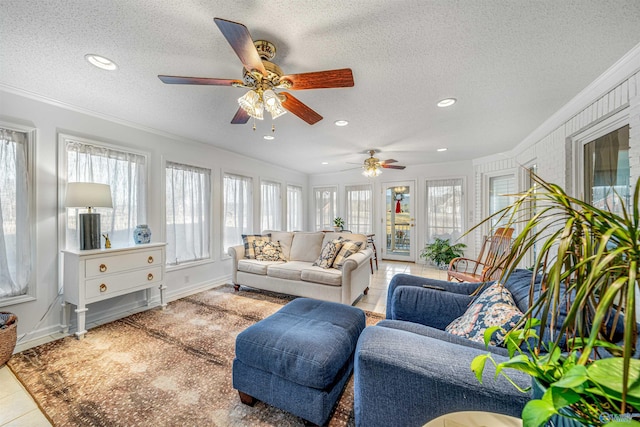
[333,227,342,232]
[0,312,17,366]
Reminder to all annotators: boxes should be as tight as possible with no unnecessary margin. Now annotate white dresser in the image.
[62,243,167,339]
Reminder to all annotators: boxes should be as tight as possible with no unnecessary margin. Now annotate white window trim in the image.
[220,170,253,259]
[286,183,304,232]
[312,185,338,231]
[260,179,283,232]
[344,183,373,234]
[0,121,37,307]
[571,108,629,200]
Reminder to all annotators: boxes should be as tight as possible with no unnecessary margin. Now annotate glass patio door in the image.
[382,181,415,261]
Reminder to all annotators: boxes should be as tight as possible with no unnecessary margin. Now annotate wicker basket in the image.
[0,312,17,366]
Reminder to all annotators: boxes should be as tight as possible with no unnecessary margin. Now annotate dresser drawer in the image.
[85,249,163,278]
[85,266,163,301]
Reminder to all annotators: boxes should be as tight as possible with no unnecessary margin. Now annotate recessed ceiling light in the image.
[263,135,275,140]
[321,162,329,165]
[85,54,118,71]
[334,120,349,126]
[437,98,457,108]
[437,148,448,152]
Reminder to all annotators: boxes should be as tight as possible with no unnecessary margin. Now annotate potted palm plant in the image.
[471,174,640,427]
[333,217,345,232]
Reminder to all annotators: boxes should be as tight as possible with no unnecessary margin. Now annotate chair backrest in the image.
[477,227,514,278]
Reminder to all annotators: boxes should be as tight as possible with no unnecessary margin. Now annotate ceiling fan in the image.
[361,150,406,177]
[158,18,354,126]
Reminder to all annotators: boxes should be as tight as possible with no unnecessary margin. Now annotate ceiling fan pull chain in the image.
[252,117,256,131]
[272,123,275,133]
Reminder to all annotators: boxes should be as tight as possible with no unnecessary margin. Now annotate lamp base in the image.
[79,213,101,250]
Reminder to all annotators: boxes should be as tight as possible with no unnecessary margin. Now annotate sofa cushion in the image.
[333,240,364,269]
[267,261,310,281]
[242,233,271,259]
[301,266,342,286]
[238,259,283,275]
[264,231,294,260]
[256,240,287,262]
[445,283,524,346]
[289,232,324,262]
[313,239,344,268]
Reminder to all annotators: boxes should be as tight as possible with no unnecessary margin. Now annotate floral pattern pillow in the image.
[333,240,364,269]
[445,283,523,346]
[312,239,344,269]
[255,241,287,262]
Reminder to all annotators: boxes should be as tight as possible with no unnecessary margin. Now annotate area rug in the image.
[8,285,383,427]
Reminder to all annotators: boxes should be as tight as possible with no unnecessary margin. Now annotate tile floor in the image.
[0,260,446,426]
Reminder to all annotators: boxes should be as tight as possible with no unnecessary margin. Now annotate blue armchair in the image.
[354,270,537,427]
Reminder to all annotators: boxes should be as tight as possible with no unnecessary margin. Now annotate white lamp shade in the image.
[65,182,113,208]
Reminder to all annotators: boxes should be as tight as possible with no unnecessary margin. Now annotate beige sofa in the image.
[228,231,373,305]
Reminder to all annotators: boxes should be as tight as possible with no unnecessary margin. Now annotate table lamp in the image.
[65,182,113,250]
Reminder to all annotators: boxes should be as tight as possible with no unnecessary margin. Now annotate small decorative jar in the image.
[133,224,151,244]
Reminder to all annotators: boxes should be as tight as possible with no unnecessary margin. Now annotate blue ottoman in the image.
[233,298,366,426]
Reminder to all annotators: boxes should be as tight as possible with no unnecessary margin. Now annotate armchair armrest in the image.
[386,274,484,318]
[354,326,530,427]
[389,286,473,329]
[227,245,244,284]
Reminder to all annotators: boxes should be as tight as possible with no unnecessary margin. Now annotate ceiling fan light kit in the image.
[360,149,407,177]
[158,18,354,129]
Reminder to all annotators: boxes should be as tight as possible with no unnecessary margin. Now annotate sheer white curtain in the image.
[0,128,31,298]
[345,184,372,233]
[166,162,211,265]
[287,185,303,231]
[223,173,252,251]
[261,180,281,231]
[66,139,147,249]
[426,178,463,242]
[313,187,337,230]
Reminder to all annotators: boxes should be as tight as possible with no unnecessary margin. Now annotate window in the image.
[64,136,147,249]
[286,185,303,231]
[425,178,463,242]
[223,173,252,251]
[0,126,33,301]
[583,125,630,214]
[261,180,281,231]
[313,187,337,231]
[165,162,211,265]
[345,184,372,233]
[489,174,515,227]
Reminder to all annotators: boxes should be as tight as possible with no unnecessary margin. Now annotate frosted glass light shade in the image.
[238,90,264,120]
[65,182,113,209]
[263,90,287,119]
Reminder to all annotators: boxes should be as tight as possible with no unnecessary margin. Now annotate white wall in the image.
[308,160,476,262]
[0,89,307,351]
[472,48,640,258]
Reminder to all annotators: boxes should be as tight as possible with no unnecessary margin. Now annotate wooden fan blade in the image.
[280,93,323,125]
[382,164,406,170]
[382,159,398,164]
[158,75,243,86]
[280,68,354,90]
[214,18,267,76]
[231,107,250,124]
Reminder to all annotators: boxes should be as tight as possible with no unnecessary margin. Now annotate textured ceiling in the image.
[1,0,640,174]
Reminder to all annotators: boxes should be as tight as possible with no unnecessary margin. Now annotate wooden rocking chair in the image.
[447,227,514,283]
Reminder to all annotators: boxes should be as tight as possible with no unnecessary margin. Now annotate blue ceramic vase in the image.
[133,224,151,244]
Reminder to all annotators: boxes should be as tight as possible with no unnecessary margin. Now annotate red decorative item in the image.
[395,200,401,213]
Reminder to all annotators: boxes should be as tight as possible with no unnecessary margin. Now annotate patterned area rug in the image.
[8,285,383,426]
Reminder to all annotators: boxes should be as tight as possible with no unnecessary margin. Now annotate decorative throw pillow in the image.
[333,240,364,270]
[242,234,271,259]
[312,239,344,269]
[445,283,524,346]
[256,241,287,262]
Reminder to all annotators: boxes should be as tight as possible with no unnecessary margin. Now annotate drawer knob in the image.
[147,273,154,281]
[99,264,107,272]
[99,284,107,292]
[147,256,154,264]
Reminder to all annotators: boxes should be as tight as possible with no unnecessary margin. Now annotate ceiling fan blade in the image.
[280,93,323,125]
[214,18,267,76]
[280,68,354,90]
[382,159,398,164]
[382,164,406,170]
[158,75,243,86]
[231,107,250,124]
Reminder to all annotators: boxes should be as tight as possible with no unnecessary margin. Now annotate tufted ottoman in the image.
[233,298,366,426]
